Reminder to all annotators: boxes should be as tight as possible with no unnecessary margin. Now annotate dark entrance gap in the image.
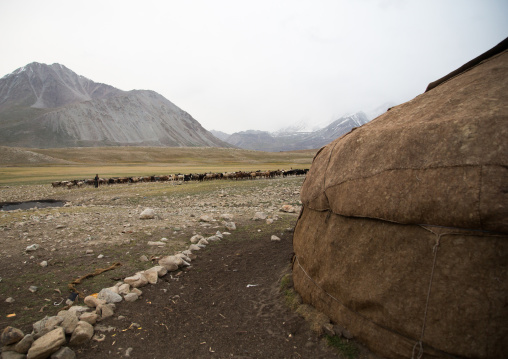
[0,199,66,211]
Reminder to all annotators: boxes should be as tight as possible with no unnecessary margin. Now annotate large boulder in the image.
[27,327,66,359]
[1,327,24,346]
[293,41,508,359]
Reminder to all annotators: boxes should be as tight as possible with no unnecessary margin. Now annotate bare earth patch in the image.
[0,177,374,358]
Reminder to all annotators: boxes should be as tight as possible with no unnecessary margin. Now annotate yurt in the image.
[292,38,508,358]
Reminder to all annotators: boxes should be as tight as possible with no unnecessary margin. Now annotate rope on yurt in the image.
[412,228,443,359]
[410,225,500,358]
[294,214,506,357]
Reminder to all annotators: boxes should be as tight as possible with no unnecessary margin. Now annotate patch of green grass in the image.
[280,273,291,290]
[326,335,359,359]
[283,288,301,311]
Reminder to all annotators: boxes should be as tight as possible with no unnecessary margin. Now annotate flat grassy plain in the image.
[0,146,317,185]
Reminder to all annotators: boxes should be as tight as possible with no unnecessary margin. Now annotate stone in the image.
[271,235,281,241]
[175,253,191,262]
[342,328,354,339]
[124,273,148,288]
[199,214,214,222]
[153,265,167,277]
[50,346,76,359]
[147,241,166,246]
[188,244,201,251]
[40,261,48,267]
[26,244,39,252]
[182,250,197,260]
[5,297,15,303]
[323,323,335,337]
[130,288,142,296]
[106,286,119,294]
[28,286,38,293]
[143,268,159,284]
[32,316,64,339]
[96,304,115,320]
[224,221,236,230]
[1,327,24,346]
[266,219,274,224]
[13,333,34,354]
[27,327,66,359]
[220,213,234,221]
[124,293,139,302]
[139,255,149,262]
[139,208,155,219]
[190,234,204,244]
[98,288,123,303]
[67,306,89,315]
[84,296,106,308]
[158,256,183,271]
[118,283,131,295]
[197,238,209,246]
[69,321,94,346]
[94,324,116,333]
[57,310,79,335]
[1,351,26,359]
[78,312,98,325]
[206,235,220,242]
[280,204,296,213]
[253,212,267,220]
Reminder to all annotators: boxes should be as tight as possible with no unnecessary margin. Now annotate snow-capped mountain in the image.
[0,62,231,148]
[223,112,371,151]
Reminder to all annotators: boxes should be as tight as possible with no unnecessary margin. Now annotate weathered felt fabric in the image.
[301,50,508,234]
[293,210,507,358]
[293,49,508,358]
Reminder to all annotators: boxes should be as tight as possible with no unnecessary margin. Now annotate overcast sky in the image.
[1,0,507,133]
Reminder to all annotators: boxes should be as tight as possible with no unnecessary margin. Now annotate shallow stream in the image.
[0,200,66,211]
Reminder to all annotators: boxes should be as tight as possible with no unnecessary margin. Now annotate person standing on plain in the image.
[94,174,99,188]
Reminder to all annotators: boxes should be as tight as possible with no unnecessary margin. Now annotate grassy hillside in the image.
[0,146,317,185]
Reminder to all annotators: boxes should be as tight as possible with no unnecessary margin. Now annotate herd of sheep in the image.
[51,168,309,188]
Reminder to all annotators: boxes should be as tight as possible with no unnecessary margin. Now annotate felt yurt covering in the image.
[292,41,508,358]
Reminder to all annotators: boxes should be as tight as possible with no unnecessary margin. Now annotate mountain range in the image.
[0,62,389,151]
[211,111,374,152]
[0,62,230,148]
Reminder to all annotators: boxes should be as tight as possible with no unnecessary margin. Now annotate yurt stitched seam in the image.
[304,163,495,206]
[322,139,339,207]
[301,209,506,235]
[322,163,485,190]
[477,165,484,230]
[412,227,444,359]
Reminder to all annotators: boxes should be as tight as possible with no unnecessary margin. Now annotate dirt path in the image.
[74,230,339,359]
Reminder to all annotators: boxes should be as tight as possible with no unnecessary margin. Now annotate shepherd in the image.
[94,174,99,188]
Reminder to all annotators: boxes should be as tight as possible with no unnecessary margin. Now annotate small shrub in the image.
[326,335,359,359]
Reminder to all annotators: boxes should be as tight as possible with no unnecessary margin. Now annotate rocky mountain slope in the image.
[219,112,371,151]
[0,63,231,148]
